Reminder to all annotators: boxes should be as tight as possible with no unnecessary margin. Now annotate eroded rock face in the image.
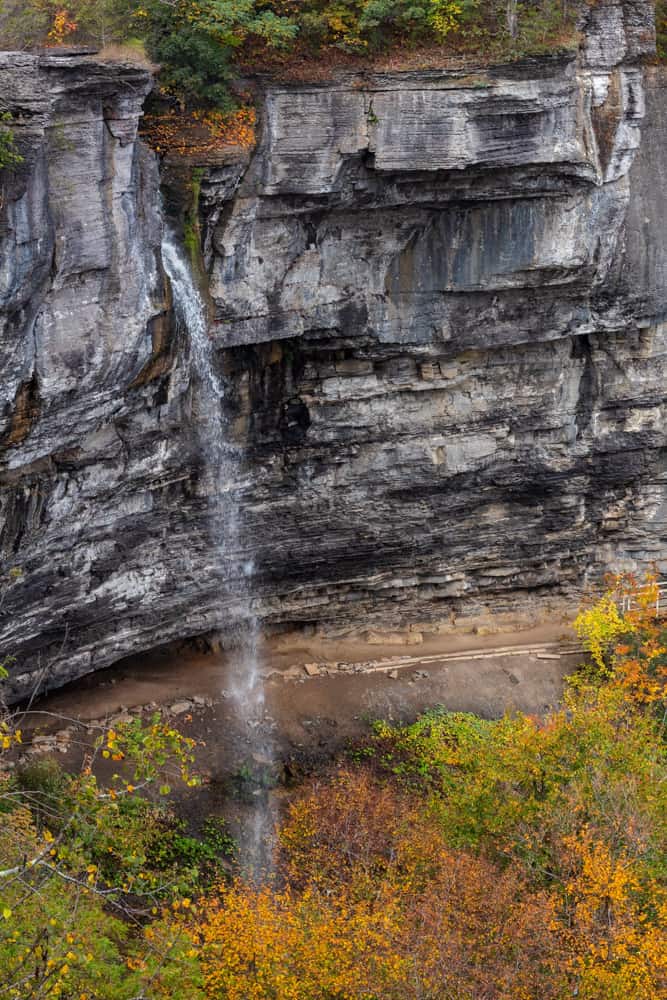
[201,0,666,632]
[1,0,666,700]
[0,54,201,697]
[204,3,667,623]
[207,39,651,348]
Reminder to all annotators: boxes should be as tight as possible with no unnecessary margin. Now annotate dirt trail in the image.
[13,620,583,860]
[22,619,580,761]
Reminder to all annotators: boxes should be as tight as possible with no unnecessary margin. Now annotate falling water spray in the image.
[161,230,275,879]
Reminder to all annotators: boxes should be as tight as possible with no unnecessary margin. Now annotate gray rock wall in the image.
[0,55,205,697]
[1,0,666,700]
[199,0,666,635]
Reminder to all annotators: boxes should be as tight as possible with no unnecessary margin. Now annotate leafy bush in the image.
[140,14,238,111]
[129,0,297,107]
[2,582,666,997]
[13,756,71,831]
[0,0,133,48]
[0,0,50,49]
[0,713,206,998]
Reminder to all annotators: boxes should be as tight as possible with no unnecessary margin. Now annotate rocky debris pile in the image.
[12,695,215,764]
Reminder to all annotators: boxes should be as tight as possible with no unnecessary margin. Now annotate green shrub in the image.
[0,114,23,173]
[0,0,644,118]
[147,23,237,110]
[13,758,70,831]
[0,0,50,49]
[140,0,297,109]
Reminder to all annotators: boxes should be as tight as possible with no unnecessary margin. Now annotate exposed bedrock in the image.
[0,53,195,698]
[1,0,666,699]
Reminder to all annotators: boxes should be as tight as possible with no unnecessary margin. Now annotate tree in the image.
[139,0,297,109]
[189,574,667,999]
[0,708,211,998]
[3,576,665,997]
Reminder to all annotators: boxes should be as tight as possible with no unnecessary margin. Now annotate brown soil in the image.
[236,26,580,86]
[20,619,579,758]
[13,619,582,863]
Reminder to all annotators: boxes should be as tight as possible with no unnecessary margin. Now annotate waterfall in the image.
[161,229,274,879]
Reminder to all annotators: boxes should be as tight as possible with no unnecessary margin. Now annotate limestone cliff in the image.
[0,53,181,697]
[1,0,666,700]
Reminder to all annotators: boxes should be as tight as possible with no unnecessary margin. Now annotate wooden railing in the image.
[620,581,667,616]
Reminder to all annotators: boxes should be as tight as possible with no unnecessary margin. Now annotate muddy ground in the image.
[10,620,583,865]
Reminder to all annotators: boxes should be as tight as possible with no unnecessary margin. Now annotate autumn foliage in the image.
[139,107,257,157]
[189,574,667,1000]
[0,0,589,124]
[575,571,667,702]
[0,714,210,999]
[47,8,78,45]
[197,772,568,1000]
[1,575,666,998]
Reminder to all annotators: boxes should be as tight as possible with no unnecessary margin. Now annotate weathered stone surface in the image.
[202,2,667,638]
[206,50,649,347]
[1,0,666,702]
[0,54,202,698]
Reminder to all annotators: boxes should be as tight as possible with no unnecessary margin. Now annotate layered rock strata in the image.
[199,0,666,635]
[0,54,193,698]
[1,0,666,699]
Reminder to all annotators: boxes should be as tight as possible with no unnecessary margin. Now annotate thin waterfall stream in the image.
[161,229,275,879]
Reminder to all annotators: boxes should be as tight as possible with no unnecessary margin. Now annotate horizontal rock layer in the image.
[1,0,666,700]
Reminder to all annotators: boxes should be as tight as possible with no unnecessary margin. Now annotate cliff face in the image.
[1,1,666,699]
[0,53,190,697]
[202,0,666,630]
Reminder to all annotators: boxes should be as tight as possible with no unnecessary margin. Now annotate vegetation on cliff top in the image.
[3,0,663,154]
[2,0,587,109]
[0,574,666,997]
